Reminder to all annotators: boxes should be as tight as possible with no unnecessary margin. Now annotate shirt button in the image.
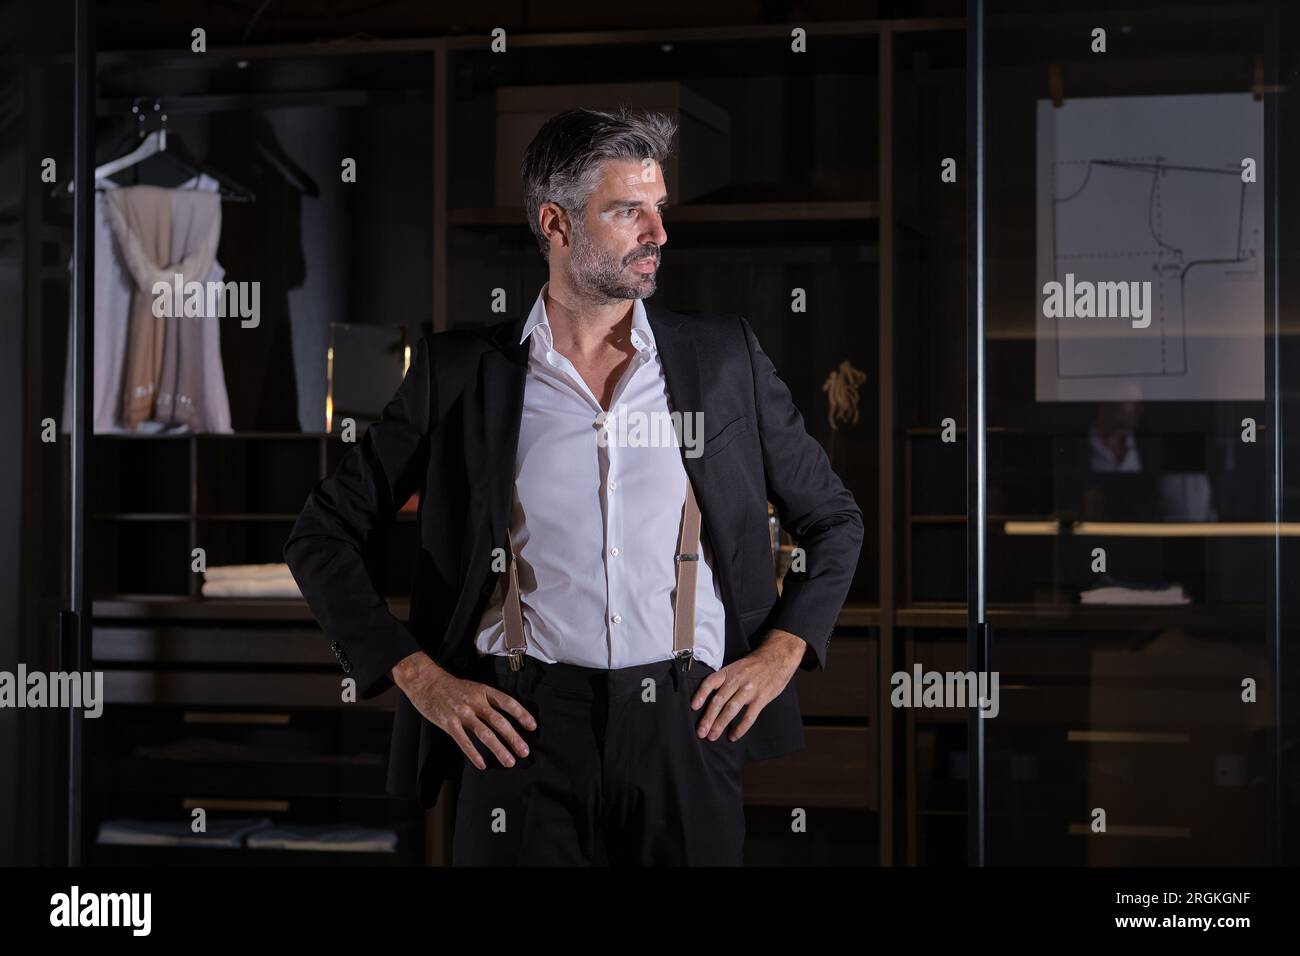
[612,614,622,624]
[608,481,616,491]
[610,547,619,557]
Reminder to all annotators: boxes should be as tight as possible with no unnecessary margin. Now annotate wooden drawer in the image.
[794,630,873,718]
[744,726,875,811]
[94,625,331,665]
[103,670,400,709]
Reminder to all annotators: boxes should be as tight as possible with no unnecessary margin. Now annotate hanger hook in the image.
[128,98,167,137]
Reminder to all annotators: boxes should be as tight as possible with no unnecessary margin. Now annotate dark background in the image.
[2,0,1296,868]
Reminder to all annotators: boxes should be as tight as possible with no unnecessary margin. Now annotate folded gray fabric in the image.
[96,816,273,847]
[245,823,398,853]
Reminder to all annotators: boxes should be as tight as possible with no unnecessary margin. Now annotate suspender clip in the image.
[507,647,524,672]
[674,648,694,671]
[675,552,699,562]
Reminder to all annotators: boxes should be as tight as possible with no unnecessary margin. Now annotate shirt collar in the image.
[1088,424,1140,471]
[520,281,656,354]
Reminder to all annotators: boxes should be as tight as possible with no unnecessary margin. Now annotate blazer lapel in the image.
[645,301,705,482]
[647,302,742,569]
[479,315,529,555]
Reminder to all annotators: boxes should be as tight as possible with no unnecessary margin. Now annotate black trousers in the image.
[451,652,746,866]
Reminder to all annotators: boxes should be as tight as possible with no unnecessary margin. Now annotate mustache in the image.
[624,248,660,265]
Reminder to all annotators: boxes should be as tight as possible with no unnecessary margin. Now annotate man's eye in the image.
[623,208,637,217]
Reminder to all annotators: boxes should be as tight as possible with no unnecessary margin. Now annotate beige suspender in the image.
[671,477,702,668]
[501,477,703,671]
[501,542,528,670]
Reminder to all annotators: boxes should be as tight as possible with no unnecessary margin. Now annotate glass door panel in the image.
[978,0,1281,865]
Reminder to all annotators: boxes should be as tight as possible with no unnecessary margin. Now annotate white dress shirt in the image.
[1088,424,1141,472]
[472,284,728,671]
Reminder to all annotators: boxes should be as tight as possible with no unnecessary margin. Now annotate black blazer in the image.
[284,302,865,809]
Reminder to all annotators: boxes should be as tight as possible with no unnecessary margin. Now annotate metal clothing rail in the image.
[965,0,988,869]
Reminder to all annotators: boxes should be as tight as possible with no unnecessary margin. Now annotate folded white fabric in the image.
[201,577,302,598]
[1079,584,1190,606]
[203,563,297,582]
[201,562,302,597]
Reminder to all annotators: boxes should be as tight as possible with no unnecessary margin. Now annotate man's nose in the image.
[644,213,667,248]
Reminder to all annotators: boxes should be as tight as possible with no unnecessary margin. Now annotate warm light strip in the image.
[1074,522,1300,537]
[998,522,1294,538]
[325,345,335,434]
[1003,520,1061,536]
[1003,520,1300,537]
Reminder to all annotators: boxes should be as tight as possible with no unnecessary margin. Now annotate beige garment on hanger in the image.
[159,188,222,429]
[104,185,220,430]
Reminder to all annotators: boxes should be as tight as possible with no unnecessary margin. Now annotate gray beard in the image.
[567,222,658,302]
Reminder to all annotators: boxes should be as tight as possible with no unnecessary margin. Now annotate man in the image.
[284,107,863,866]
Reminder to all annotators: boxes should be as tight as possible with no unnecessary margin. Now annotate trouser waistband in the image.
[475,652,714,699]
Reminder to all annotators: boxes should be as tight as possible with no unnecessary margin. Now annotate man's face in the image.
[563,158,668,301]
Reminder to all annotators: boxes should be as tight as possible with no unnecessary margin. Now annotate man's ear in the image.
[541,202,570,252]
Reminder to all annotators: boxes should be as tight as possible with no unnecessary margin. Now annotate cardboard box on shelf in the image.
[495,81,732,208]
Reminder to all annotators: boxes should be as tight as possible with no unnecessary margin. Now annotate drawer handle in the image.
[183,712,291,726]
[1068,823,1191,839]
[1067,730,1190,744]
[183,798,290,812]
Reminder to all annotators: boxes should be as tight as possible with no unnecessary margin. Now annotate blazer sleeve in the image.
[283,335,435,699]
[739,316,865,672]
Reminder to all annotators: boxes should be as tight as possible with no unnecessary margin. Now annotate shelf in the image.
[95,597,410,621]
[909,514,1057,523]
[93,431,333,440]
[95,596,870,628]
[906,424,1270,437]
[102,670,404,709]
[836,604,880,628]
[897,603,1266,631]
[448,201,879,226]
[97,18,965,67]
[925,517,1299,538]
[93,756,390,801]
[92,512,418,522]
[202,512,414,522]
[443,18,963,50]
[93,513,190,521]
[87,839,416,867]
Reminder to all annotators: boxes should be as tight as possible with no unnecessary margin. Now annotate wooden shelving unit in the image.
[88,431,423,865]
[89,14,974,867]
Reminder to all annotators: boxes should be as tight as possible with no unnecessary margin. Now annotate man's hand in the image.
[391,652,536,771]
[690,629,806,742]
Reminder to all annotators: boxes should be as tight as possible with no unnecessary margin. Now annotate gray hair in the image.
[521,107,678,260]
